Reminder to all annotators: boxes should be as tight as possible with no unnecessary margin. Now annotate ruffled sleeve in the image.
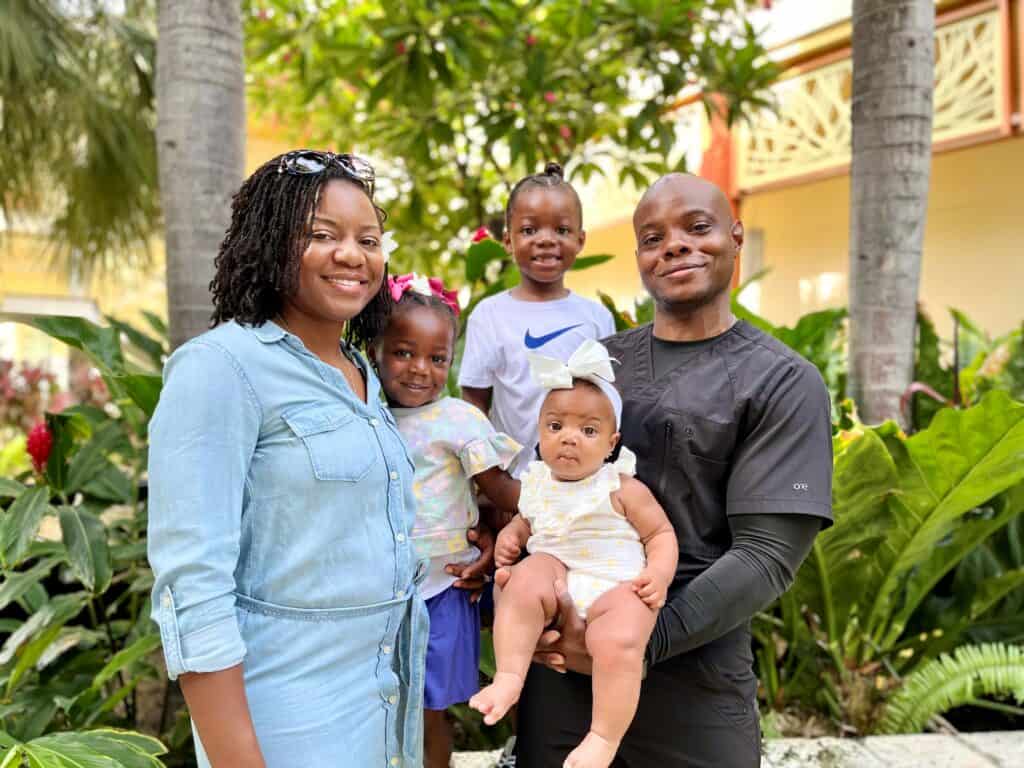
[604,446,638,493]
[517,461,550,526]
[459,432,521,478]
[445,398,522,477]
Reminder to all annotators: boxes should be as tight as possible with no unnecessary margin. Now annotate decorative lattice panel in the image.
[735,8,1005,192]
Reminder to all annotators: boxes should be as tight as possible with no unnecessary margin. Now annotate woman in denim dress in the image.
[147,151,426,767]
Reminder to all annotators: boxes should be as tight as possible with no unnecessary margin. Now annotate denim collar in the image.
[249,321,287,344]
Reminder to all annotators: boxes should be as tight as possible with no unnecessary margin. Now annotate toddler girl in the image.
[459,162,615,477]
[469,339,678,768]
[370,272,521,768]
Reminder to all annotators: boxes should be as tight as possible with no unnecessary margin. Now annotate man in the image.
[511,174,834,766]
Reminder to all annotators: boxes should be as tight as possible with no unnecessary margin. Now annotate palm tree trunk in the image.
[848,0,934,425]
[156,1,245,349]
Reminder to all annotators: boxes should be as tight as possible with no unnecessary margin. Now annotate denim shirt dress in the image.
[147,320,427,767]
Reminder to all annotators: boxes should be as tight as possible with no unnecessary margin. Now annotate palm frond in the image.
[880,642,1024,734]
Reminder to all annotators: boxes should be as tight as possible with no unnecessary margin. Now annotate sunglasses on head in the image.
[277,150,376,195]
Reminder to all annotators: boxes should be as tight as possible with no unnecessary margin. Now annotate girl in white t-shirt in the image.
[459,162,615,478]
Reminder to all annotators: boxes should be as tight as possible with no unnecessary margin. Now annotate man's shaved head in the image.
[633,173,735,231]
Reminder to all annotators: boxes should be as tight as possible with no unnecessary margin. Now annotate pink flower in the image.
[26,422,52,474]
[526,34,538,47]
[472,226,491,243]
[559,125,572,140]
[544,91,557,104]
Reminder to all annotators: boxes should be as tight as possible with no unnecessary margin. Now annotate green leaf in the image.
[91,634,161,691]
[0,488,51,568]
[0,479,25,499]
[570,254,614,271]
[103,315,166,371]
[28,316,125,373]
[67,422,127,495]
[59,506,112,594]
[6,621,63,696]
[113,373,162,418]
[464,239,506,283]
[16,728,166,767]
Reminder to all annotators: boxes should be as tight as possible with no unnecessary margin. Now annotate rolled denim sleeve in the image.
[147,340,261,679]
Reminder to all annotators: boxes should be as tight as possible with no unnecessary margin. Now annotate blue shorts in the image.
[424,585,480,710]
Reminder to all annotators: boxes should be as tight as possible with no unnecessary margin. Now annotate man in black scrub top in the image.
[512,173,834,767]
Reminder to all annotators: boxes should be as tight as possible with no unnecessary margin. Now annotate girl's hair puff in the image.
[385,290,459,345]
[209,152,392,348]
[504,161,583,231]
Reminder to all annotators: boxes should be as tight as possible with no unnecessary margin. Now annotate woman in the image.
[147,150,426,767]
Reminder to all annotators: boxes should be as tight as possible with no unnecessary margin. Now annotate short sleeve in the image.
[147,340,260,679]
[726,362,833,525]
[597,304,616,338]
[458,301,499,388]
[449,401,521,476]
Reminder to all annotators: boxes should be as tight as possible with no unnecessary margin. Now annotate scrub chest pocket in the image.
[282,403,377,482]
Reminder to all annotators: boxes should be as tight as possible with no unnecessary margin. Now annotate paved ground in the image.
[452,731,1023,767]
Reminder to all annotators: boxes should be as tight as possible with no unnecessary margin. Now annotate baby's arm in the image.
[616,476,678,609]
[494,514,532,567]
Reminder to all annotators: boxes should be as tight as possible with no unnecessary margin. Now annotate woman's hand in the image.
[447,525,495,603]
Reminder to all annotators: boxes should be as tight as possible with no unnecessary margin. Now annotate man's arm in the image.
[646,513,820,663]
[533,513,821,674]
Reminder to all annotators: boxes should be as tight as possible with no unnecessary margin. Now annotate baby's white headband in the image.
[526,339,623,428]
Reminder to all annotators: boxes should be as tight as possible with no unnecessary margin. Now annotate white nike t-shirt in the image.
[458,290,616,477]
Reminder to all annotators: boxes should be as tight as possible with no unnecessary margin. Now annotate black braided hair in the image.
[209,152,392,348]
[385,290,459,343]
[504,161,583,231]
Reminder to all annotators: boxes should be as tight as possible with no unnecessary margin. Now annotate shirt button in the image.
[388,695,398,705]
[396,589,405,599]
[390,758,400,766]
[389,470,399,480]
[382,644,392,654]
[370,418,380,427]
[162,594,171,608]
[395,532,406,543]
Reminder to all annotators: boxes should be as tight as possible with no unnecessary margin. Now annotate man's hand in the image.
[447,525,494,603]
[632,567,669,610]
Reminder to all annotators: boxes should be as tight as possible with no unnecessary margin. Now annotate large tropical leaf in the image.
[0,727,166,768]
[791,392,1024,663]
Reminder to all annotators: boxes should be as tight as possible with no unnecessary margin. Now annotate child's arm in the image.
[474,467,520,524]
[461,386,493,415]
[495,513,532,567]
[616,476,679,610]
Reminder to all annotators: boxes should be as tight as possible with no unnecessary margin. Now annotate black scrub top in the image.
[605,320,834,587]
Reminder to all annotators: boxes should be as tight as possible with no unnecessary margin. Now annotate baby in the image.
[469,339,678,768]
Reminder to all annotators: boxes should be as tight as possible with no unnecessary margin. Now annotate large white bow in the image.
[526,338,615,390]
[527,339,622,426]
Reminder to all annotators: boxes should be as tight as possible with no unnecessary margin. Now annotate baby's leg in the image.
[564,583,657,768]
[469,553,567,725]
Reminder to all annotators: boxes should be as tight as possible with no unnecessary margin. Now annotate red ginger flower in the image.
[543,91,557,103]
[472,226,491,243]
[26,422,52,473]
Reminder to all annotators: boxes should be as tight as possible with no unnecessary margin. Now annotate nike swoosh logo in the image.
[524,324,582,349]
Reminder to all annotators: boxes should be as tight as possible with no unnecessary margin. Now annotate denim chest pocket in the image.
[282,403,377,482]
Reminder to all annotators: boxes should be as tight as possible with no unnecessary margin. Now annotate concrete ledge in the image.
[452,731,1024,767]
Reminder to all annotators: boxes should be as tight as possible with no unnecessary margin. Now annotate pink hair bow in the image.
[388,272,461,316]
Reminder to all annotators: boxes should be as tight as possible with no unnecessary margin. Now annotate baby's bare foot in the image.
[468,672,523,725]
[563,731,619,768]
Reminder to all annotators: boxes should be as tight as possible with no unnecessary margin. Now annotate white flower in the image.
[408,273,433,297]
[381,230,399,263]
[103,402,122,419]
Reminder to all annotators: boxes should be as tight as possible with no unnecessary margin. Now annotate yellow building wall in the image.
[739,135,1024,339]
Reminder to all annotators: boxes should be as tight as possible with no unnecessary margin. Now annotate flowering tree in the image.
[245,0,776,273]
